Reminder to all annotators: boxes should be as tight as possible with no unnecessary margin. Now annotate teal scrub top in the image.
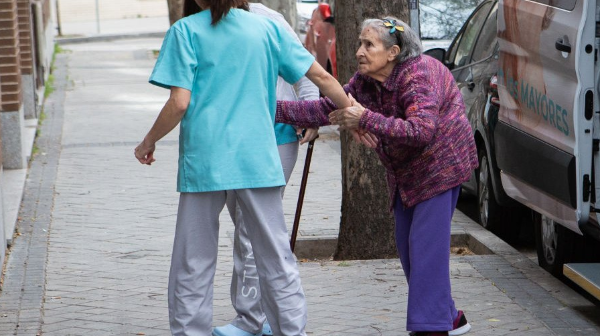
[149,9,314,192]
[275,122,298,146]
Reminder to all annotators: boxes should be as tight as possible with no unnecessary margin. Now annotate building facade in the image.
[0,0,54,268]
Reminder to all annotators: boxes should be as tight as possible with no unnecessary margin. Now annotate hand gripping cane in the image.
[290,136,318,252]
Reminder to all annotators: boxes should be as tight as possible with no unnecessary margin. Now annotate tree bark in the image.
[248,0,297,30]
[334,0,409,260]
[167,0,184,25]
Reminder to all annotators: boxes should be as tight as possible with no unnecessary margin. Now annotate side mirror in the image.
[424,48,446,63]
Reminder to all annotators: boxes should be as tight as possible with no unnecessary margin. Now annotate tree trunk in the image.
[248,0,297,30]
[167,0,184,25]
[334,1,409,260]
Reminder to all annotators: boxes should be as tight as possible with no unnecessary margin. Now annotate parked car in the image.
[427,0,600,292]
[425,0,515,235]
[296,0,319,43]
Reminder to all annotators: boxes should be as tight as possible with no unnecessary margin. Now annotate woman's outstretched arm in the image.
[305,61,350,109]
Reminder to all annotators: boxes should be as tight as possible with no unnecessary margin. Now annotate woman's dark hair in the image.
[206,0,249,25]
[183,0,202,17]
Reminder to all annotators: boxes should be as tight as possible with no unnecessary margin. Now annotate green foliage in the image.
[44,74,55,99]
[44,43,69,99]
[54,43,65,55]
[38,110,46,123]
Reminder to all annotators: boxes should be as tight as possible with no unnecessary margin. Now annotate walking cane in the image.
[290,136,318,252]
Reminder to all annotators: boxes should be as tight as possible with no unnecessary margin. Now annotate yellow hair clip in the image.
[383,19,404,34]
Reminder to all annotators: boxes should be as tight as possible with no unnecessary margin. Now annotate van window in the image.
[529,0,576,11]
[446,1,493,69]
[471,4,498,62]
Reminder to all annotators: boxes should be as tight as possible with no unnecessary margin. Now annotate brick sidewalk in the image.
[1,37,599,336]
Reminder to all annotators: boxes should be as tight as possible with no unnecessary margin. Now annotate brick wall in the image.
[0,0,23,112]
[17,0,33,76]
[59,0,168,23]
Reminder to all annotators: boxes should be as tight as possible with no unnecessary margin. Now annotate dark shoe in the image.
[409,332,449,336]
[449,310,471,335]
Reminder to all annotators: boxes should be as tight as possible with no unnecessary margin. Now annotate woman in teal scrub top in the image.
[134,1,351,335]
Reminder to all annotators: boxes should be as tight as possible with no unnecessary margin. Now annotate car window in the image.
[471,3,498,62]
[446,29,464,68]
[447,1,493,69]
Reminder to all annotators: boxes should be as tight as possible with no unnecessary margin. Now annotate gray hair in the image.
[361,17,422,63]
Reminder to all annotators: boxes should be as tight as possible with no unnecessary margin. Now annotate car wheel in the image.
[477,149,501,231]
[477,148,520,239]
[533,212,578,277]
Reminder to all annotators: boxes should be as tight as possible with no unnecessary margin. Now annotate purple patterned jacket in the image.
[276,55,478,208]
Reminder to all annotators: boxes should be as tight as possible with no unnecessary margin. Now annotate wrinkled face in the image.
[355,27,395,78]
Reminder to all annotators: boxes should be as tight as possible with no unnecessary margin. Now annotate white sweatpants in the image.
[225,142,299,335]
[168,181,306,336]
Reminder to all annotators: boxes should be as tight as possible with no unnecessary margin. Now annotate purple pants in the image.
[394,186,460,332]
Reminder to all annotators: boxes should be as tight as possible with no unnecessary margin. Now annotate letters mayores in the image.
[498,68,570,136]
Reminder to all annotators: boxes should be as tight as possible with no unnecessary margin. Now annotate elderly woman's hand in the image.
[299,127,319,144]
[351,130,378,148]
[329,94,365,130]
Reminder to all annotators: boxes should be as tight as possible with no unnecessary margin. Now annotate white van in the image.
[496,0,600,297]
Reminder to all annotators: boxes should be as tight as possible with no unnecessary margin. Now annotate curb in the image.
[56,31,166,45]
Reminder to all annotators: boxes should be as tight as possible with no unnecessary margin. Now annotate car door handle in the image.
[555,36,571,53]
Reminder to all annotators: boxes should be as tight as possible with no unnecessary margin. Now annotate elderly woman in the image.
[277,18,478,336]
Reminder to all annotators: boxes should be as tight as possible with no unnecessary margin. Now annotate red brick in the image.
[0,46,16,55]
[2,101,21,112]
[1,82,18,92]
[2,91,22,102]
[0,64,17,73]
[0,22,17,30]
[1,81,20,90]
[18,39,30,48]
[0,73,19,84]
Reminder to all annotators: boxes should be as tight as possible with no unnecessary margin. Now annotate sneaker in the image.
[212,324,261,336]
[449,310,471,336]
[262,322,273,336]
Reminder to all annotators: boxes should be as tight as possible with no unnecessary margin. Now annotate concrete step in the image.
[564,263,600,301]
[3,118,37,245]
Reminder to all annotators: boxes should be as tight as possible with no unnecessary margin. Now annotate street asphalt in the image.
[1,34,600,336]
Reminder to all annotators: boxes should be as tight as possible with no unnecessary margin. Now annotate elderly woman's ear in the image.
[388,45,400,62]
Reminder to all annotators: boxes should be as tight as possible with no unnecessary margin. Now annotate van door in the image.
[495,0,595,233]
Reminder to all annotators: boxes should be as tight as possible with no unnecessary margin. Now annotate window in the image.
[446,1,493,69]
[471,4,498,62]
